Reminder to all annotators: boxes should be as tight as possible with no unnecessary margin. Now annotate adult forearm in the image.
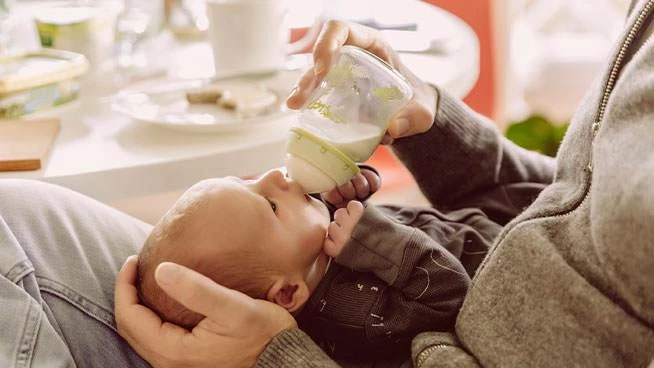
[392,87,555,212]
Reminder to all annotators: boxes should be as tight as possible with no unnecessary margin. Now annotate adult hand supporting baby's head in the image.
[115,256,296,368]
[286,20,438,143]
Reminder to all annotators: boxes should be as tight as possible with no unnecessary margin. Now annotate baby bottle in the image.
[284,45,413,193]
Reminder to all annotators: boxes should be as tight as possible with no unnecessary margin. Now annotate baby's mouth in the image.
[306,194,330,218]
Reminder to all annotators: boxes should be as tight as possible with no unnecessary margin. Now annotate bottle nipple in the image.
[284,127,359,193]
[285,154,338,193]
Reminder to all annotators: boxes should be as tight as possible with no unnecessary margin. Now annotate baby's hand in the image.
[324,201,365,258]
[322,167,381,208]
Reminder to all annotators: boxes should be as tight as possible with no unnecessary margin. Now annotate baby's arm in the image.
[329,205,471,339]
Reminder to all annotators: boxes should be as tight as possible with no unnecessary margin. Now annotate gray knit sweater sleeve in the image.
[392,88,555,224]
[258,329,337,368]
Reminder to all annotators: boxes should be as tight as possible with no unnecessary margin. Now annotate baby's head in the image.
[137,169,331,329]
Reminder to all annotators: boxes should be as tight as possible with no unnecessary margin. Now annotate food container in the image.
[34,3,117,68]
[0,48,88,118]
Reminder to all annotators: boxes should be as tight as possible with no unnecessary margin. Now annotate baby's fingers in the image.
[333,206,350,225]
[323,237,338,257]
[333,201,364,228]
[350,173,370,199]
[325,221,346,257]
[360,169,381,194]
[346,200,365,219]
[336,181,356,202]
[321,181,356,208]
[322,168,380,208]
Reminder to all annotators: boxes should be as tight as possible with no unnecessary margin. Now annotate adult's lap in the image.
[0,179,151,367]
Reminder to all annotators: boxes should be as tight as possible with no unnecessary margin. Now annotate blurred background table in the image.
[0,1,478,209]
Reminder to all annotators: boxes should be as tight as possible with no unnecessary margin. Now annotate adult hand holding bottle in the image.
[287,20,438,143]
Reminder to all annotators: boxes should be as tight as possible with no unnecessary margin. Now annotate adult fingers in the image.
[114,256,188,363]
[387,69,438,139]
[114,255,140,309]
[115,256,166,343]
[313,20,395,81]
[387,96,437,139]
[286,68,319,110]
[154,262,256,327]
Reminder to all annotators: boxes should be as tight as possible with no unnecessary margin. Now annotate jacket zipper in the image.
[416,344,449,368]
[470,0,654,290]
[593,0,654,142]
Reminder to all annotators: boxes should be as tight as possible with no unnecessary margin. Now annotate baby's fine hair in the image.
[136,209,274,329]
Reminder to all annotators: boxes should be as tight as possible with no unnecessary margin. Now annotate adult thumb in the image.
[387,99,435,139]
[155,262,252,320]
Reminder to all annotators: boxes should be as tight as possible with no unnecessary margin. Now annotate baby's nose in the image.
[277,167,307,193]
[260,168,290,189]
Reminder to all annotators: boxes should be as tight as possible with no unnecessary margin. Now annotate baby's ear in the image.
[266,279,309,313]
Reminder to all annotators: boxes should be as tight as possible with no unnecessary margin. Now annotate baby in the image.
[137,167,501,361]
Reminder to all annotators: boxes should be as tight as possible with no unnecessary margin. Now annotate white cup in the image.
[205,0,319,77]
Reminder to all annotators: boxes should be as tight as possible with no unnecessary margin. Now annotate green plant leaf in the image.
[505,115,568,157]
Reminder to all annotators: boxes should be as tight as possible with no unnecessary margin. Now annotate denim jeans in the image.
[0,179,152,367]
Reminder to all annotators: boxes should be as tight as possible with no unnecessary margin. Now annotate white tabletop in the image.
[1,1,479,202]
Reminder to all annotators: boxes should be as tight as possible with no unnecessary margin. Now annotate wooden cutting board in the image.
[0,119,61,171]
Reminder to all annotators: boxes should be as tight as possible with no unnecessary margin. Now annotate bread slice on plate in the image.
[186,82,279,118]
[185,85,223,104]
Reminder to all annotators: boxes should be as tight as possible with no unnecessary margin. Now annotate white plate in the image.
[111,72,297,133]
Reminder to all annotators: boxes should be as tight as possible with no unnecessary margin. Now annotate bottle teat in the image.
[284,127,359,193]
[285,155,337,193]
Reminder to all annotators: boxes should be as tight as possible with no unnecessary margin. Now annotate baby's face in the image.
[191,169,331,286]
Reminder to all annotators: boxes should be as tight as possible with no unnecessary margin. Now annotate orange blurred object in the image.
[370,0,502,195]
[424,0,499,119]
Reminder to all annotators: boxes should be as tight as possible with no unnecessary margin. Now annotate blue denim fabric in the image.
[0,180,152,367]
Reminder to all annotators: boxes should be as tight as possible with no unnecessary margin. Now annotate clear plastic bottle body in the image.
[298,46,412,161]
[285,46,413,193]
[296,112,384,162]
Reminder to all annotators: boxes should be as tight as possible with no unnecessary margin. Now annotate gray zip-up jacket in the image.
[257,0,654,366]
